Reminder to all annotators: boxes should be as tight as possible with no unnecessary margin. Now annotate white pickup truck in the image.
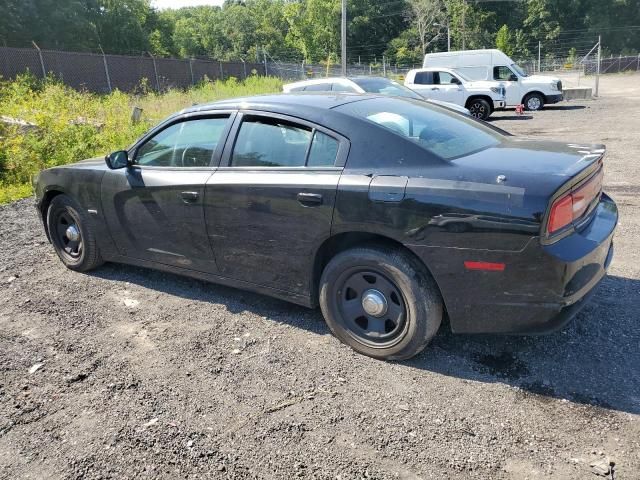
[422,49,564,111]
[404,67,505,120]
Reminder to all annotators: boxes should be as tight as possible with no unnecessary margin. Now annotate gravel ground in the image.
[1,73,639,480]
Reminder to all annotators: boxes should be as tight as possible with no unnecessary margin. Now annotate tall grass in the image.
[0,74,283,203]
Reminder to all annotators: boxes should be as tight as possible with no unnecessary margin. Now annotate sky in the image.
[151,0,224,10]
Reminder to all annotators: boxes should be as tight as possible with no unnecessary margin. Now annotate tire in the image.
[523,92,544,111]
[46,194,103,272]
[319,245,443,360]
[467,98,492,120]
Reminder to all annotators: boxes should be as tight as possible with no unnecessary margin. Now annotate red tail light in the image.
[547,168,603,234]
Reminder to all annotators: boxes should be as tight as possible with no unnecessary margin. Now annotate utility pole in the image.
[341,0,347,76]
[447,25,451,52]
[595,35,601,97]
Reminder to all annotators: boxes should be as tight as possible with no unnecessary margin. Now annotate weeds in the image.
[0,74,282,203]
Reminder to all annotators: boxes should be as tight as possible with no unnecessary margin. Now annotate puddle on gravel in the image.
[473,352,530,380]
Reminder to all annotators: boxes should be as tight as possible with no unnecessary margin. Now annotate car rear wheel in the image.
[467,98,491,120]
[524,92,544,111]
[319,246,442,360]
[46,194,103,272]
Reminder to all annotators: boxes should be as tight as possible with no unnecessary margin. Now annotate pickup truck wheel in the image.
[319,246,442,360]
[467,98,491,120]
[524,92,544,111]
[47,194,103,272]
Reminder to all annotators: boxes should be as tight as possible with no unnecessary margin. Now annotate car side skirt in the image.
[103,254,314,308]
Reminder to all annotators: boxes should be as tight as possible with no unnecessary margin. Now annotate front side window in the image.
[336,97,503,160]
[332,82,357,92]
[494,66,516,81]
[231,117,339,168]
[135,117,228,167]
[437,72,459,85]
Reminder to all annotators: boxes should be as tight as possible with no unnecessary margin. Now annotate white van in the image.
[423,49,563,111]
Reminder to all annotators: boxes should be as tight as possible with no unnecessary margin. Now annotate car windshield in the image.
[335,97,504,160]
[511,63,528,77]
[351,78,423,100]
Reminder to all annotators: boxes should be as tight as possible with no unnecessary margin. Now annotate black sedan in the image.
[34,94,617,360]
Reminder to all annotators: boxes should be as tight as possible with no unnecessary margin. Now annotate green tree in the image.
[495,24,513,56]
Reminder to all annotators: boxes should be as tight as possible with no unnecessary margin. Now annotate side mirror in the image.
[509,74,519,82]
[105,150,129,170]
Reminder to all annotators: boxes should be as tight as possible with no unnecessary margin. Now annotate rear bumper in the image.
[545,93,564,104]
[411,194,617,334]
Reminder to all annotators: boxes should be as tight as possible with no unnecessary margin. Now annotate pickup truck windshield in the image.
[336,97,504,160]
[511,63,528,77]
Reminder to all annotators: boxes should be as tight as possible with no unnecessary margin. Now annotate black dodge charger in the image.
[34,94,617,360]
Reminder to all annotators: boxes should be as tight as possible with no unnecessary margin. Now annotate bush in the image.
[0,74,283,203]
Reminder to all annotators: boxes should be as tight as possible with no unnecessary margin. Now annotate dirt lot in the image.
[1,73,639,480]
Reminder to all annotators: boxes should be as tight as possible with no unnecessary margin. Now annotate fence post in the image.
[99,45,112,93]
[188,58,194,85]
[148,52,160,91]
[32,41,46,79]
[263,48,268,76]
[383,55,386,76]
[242,59,247,79]
[538,41,541,73]
[595,35,601,97]
[637,53,640,71]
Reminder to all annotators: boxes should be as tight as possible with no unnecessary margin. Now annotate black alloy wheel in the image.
[467,98,491,120]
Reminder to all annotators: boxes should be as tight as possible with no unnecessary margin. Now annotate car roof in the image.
[183,92,377,114]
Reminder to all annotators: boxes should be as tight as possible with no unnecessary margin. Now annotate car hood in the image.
[453,138,604,195]
[62,156,108,170]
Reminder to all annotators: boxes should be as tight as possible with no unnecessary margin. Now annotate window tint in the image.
[232,117,312,167]
[494,66,515,81]
[304,83,332,92]
[414,71,434,85]
[437,72,458,84]
[135,117,228,167]
[307,131,339,167]
[335,97,503,160]
[287,86,306,92]
[332,82,357,92]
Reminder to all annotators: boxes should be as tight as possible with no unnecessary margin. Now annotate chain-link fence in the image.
[0,46,265,93]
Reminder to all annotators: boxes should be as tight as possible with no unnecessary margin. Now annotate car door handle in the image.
[180,191,199,203]
[297,192,323,206]
[431,87,440,90]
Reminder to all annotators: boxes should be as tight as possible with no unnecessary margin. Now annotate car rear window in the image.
[335,97,504,160]
[351,78,423,100]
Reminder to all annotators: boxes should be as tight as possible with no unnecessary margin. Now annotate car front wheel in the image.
[467,98,491,120]
[46,194,103,272]
[319,245,442,360]
[524,92,544,111]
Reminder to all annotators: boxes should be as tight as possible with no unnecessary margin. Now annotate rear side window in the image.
[231,117,339,167]
[307,131,339,167]
[135,117,228,167]
[304,83,332,92]
[414,71,434,84]
[335,97,503,160]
